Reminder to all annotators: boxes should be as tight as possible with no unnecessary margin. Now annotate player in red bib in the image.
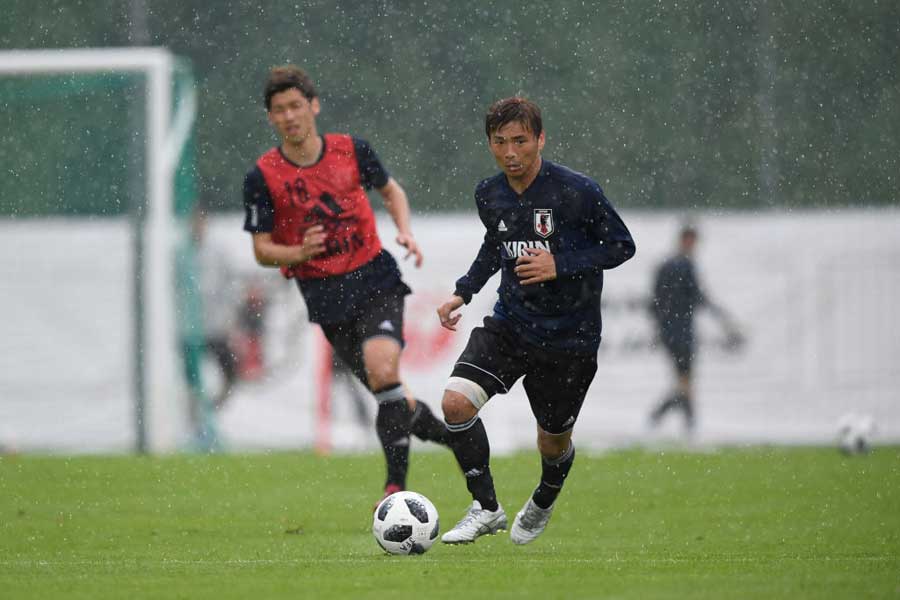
[243,66,450,505]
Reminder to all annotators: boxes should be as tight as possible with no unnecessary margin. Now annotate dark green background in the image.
[2,0,898,215]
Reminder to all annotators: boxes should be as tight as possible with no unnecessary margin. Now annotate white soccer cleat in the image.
[510,498,554,545]
[441,500,507,544]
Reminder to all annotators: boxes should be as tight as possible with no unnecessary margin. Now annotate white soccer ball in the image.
[837,413,875,455]
[372,491,439,555]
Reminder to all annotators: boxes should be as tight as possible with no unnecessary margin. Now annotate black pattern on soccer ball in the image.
[404,498,429,523]
[409,543,426,555]
[384,524,413,542]
[429,519,439,540]
[376,496,395,521]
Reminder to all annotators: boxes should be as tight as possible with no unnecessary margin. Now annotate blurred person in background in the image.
[436,97,636,545]
[242,65,451,505]
[175,205,219,450]
[232,279,267,382]
[192,202,242,410]
[648,223,743,433]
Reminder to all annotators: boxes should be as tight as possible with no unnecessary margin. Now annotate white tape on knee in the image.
[445,376,489,409]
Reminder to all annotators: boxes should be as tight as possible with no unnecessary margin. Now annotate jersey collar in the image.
[503,158,552,198]
[278,135,327,168]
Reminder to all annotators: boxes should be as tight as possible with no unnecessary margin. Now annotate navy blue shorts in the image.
[319,286,407,390]
[660,334,693,375]
[450,316,598,434]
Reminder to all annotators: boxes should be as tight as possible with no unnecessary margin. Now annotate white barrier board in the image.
[1,210,897,453]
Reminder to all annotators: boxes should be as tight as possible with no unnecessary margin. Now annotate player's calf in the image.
[374,385,411,493]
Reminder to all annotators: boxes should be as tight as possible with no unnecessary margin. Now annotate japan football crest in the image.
[534,209,554,238]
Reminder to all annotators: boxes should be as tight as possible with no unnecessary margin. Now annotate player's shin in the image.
[532,442,575,509]
[446,416,498,512]
[374,385,412,489]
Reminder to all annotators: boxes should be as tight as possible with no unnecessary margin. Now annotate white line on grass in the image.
[1,556,895,568]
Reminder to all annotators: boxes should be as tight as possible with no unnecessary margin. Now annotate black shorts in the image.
[319,288,406,389]
[450,316,598,434]
[660,334,693,375]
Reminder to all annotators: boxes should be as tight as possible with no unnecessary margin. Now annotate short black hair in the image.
[264,65,317,111]
[485,97,543,139]
[680,223,699,241]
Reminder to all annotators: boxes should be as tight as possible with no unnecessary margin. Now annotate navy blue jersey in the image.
[454,160,635,354]
[652,254,705,344]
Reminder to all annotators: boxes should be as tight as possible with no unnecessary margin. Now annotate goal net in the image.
[0,48,196,453]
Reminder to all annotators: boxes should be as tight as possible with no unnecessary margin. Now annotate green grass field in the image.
[2,447,898,599]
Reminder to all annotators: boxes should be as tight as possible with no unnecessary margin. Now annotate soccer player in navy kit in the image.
[242,66,450,505]
[649,224,742,433]
[437,97,636,544]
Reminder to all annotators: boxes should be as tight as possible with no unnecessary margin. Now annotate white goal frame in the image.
[0,47,196,452]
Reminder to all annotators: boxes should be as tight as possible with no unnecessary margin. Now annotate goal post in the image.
[0,47,196,453]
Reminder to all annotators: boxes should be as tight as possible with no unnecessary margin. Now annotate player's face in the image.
[267,88,320,145]
[488,121,545,183]
[681,232,698,255]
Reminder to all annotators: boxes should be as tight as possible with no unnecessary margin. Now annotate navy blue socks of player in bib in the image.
[410,400,451,445]
[446,416,499,512]
[532,442,575,509]
[374,385,411,488]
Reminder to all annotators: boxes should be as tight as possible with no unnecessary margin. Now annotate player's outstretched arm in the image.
[436,295,465,331]
[378,177,423,267]
[251,228,325,267]
[709,300,744,345]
